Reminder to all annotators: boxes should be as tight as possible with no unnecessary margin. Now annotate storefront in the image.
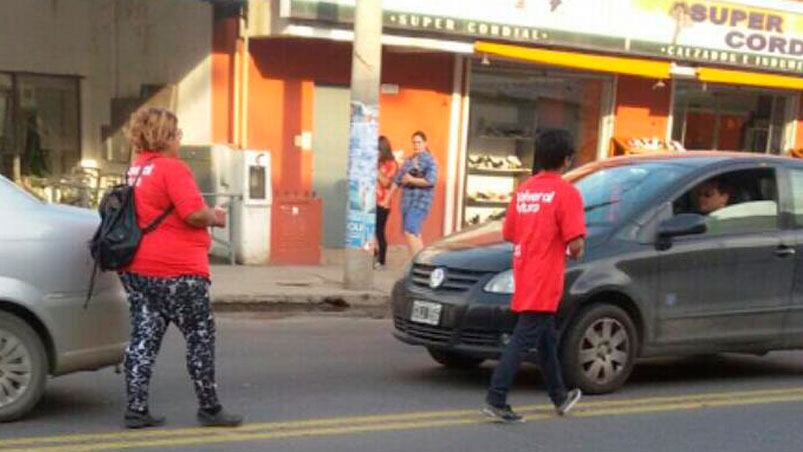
[670,81,797,152]
[227,0,803,259]
[461,63,612,226]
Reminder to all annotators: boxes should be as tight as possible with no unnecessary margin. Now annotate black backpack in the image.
[85,158,173,306]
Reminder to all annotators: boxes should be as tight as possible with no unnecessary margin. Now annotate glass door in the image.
[462,64,609,227]
[671,81,794,154]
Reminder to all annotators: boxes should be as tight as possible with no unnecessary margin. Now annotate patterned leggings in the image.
[119,272,220,413]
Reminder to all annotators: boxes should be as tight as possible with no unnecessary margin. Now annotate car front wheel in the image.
[561,304,637,394]
[427,348,485,369]
[0,311,48,422]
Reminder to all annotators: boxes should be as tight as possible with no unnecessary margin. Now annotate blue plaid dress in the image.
[394,151,438,214]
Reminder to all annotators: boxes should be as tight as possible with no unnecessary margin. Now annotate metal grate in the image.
[394,316,454,343]
[459,329,500,347]
[410,264,488,292]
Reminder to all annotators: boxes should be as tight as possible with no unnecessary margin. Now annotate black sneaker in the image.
[197,407,243,427]
[124,410,166,429]
[556,389,582,416]
[481,404,524,423]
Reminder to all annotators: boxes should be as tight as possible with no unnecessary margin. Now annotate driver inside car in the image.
[694,178,734,215]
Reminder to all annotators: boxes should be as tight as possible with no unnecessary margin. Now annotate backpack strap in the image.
[130,154,174,234]
[142,206,175,233]
[83,258,99,309]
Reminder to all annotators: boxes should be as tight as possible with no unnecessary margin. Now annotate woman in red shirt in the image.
[119,107,242,429]
[375,136,398,269]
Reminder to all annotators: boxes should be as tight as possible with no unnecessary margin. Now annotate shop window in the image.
[462,65,609,226]
[672,169,779,236]
[671,82,791,154]
[0,73,80,182]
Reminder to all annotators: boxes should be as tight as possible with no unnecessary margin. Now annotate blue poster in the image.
[345,101,379,250]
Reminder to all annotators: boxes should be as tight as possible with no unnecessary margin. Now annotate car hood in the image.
[415,221,609,272]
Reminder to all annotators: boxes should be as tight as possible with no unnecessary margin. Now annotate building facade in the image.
[0,0,214,203]
[4,0,803,264]
[212,0,803,261]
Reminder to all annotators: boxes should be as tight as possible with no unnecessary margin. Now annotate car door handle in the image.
[775,246,796,258]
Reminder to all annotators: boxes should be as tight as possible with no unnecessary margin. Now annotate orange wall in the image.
[797,94,803,151]
[211,17,238,144]
[685,112,715,149]
[247,39,339,196]
[613,76,672,149]
[578,80,603,165]
[718,114,746,150]
[379,52,453,246]
[241,38,453,247]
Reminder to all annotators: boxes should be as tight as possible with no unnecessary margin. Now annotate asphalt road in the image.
[2,314,803,452]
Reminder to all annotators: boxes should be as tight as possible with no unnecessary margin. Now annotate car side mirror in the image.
[656,214,707,249]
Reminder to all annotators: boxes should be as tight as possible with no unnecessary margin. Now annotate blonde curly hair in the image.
[125,107,180,152]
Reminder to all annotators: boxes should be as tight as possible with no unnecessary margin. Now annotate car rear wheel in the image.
[427,348,485,369]
[0,311,48,422]
[561,304,637,394]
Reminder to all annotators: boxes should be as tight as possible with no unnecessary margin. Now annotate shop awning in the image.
[697,67,803,91]
[474,41,672,79]
[475,40,803,91]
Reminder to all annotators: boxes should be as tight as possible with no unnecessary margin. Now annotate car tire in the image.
[427,348,485,369]
[561,304,637,395]
[0,311,48,422]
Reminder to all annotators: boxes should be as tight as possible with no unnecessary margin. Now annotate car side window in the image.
[671,168,779,236]
[789,170,803,228]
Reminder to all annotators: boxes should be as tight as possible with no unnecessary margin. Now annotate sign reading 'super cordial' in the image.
[282,0,803,75]
[675,2,803,56]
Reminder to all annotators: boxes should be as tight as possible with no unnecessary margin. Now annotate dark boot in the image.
[197,407,243,427]
[124,410,166,429]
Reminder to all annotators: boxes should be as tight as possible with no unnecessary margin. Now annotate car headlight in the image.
[484,270,514,294]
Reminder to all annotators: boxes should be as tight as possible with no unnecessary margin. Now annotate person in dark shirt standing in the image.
[483,129,586,422]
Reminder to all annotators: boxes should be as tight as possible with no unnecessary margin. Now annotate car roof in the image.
[588,151,802,170]
[564,151,803,184]
[613,151,796,164]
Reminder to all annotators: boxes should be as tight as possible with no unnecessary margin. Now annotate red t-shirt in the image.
[503,172,586,313]
[124,152,211,278]
[376,159,398,205]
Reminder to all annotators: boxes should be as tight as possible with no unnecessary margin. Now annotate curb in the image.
[211,293,392,318]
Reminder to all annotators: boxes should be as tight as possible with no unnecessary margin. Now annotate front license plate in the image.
[410,300,442,326]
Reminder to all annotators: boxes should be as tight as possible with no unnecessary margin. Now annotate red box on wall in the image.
[270,193,322,265]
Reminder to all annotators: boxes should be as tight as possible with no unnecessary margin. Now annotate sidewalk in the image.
[209,247,409,316]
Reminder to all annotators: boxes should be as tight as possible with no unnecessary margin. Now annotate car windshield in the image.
[566,161,691,227]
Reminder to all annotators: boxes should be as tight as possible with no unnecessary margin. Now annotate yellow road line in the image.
[3,386,803,451]
[9,394,803,452]
[2,418,486,452]
[5,385,803,447]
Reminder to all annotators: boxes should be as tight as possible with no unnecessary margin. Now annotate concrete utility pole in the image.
[344,0,383,290]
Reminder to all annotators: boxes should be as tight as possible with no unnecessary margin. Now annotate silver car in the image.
[0,175,129,421]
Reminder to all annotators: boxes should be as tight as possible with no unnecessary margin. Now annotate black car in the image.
[392,152,803,394]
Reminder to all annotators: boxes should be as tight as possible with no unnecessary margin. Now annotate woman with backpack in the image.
[119,107,242,429]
